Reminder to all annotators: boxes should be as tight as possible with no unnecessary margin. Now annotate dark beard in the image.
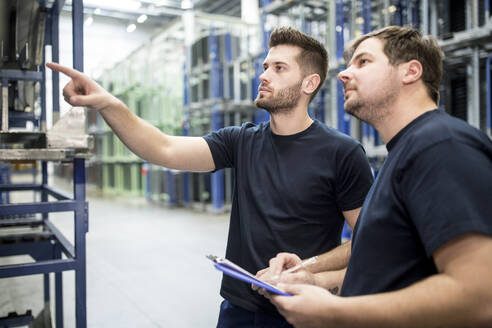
[344,85,397,124]
[254,81,302,114]
[345,98,387,124]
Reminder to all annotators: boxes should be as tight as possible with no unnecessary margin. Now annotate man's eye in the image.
[276,66,283,71]
[359,59,368,65]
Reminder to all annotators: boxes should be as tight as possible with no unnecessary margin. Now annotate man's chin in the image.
[254,99,270,109]
[344,104,359,117]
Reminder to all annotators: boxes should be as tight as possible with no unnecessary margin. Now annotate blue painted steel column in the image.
[72,0,84,72]
[336,0,352,241]
[255,1,272,124]
[336,0,350,136]
[392,1,403,25]
[72,1,86,326]
[54,244,63,328]
[260,0,273,51]
[413,0,420,29]
[225,33,232,66]
[361,0,372,143]
[42,161,50,308]
[167,169,176,205]
[487,0,490,21]
[209,29,224,211]
[74,158,87,328]
[41,21,49,305]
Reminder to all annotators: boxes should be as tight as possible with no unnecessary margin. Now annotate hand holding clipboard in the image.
[206,255,292,296]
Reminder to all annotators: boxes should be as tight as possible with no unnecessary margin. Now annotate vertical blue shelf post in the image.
[336,0,350,136]
[361,0,372,144]
[336,0,353,241]
[72,0,87,326]
[74,158,88,328]
[209,29,224,211]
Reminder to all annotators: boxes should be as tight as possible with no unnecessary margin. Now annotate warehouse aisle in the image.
[0,177,230,327]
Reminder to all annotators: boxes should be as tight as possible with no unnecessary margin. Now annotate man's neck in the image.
[269,106,313,135]
[374,95,438,144]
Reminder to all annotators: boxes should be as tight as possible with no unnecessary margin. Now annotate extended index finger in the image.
[46,62,82,79]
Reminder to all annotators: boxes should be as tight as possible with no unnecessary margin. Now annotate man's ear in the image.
[401,60,422,85]
[302,74,321,95]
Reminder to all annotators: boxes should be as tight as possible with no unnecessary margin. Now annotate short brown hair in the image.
[269,27,328,101]
[343,25,443,104]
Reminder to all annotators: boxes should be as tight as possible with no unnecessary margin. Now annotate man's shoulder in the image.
[397,110,492,168]
[212,121,268,136]
[310,120,363,156]
[313,120,361,144]
[240,121,268,131]
[406,110,490,151]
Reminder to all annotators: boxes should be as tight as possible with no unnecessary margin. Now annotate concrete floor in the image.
[0,176,230,327]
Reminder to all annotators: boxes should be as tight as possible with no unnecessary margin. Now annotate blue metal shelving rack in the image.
[0,0,88,327]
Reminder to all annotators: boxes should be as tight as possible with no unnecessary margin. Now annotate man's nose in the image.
[337,67,351,83]
[259,70,270,85]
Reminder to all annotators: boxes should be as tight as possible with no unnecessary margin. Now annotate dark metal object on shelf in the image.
[0,310,35,327]
[0,131,46,148]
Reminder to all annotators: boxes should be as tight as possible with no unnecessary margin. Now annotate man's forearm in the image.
[314,268,346,295]
[99,100,172,165]
[309,241,351,273]
[329,273,492,328]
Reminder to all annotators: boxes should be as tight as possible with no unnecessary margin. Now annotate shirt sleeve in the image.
[335,144,374,211]
[400,140,492,257]
[203,126,241,170]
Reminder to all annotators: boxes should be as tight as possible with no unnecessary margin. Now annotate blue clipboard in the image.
[207,255,292,297]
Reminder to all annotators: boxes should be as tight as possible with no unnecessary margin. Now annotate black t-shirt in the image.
[342,110,492,297]
[204,119,373,314]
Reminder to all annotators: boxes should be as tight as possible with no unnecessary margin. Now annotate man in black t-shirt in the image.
[268,26,492,327]
[47,27,374,327]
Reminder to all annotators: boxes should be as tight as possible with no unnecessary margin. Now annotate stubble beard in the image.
[254,81,303,115]
[344,76,399,125]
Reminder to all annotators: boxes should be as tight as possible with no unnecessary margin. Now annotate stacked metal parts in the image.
[0,0,46,130]
[0,0,91,327]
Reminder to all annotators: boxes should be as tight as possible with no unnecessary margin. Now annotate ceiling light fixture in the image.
[127,23,136,33]
[137,14,148,23]
[181,0,193,10]
[84,0,141,12]
[94,8,101,15]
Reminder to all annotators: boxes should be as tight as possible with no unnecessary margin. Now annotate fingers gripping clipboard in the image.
[206,255,292,296]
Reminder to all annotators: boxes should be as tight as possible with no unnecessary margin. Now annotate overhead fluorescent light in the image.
[181,0,193,9]
[127,23,136,33]
[94,8,101,15]
[137,14,148,23]
[84,0,141,12]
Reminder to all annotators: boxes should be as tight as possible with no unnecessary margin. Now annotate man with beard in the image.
[47,27,374,327]
[263,26,492,328]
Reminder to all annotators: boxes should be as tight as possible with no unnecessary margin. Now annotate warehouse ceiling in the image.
[58,0,241,29]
